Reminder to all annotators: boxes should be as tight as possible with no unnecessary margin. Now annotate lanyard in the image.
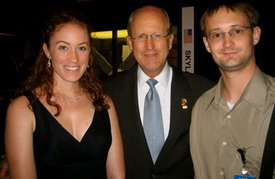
[237,148,249,175]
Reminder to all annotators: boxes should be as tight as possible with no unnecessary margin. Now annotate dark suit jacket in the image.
[104,64,215,179]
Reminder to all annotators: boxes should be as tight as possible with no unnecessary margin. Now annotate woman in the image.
[4,9,125,179]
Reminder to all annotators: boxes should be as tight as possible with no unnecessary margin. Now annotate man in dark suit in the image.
[104,5,215,179]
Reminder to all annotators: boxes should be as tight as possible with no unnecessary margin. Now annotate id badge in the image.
[234,175,255,179]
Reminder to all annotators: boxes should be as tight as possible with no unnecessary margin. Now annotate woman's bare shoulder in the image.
[6,95,32,116]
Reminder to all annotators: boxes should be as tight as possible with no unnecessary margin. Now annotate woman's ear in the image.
[43,43,51,59]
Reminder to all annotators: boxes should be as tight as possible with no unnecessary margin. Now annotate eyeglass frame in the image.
[130,32,171,42]
[206,25,254,42]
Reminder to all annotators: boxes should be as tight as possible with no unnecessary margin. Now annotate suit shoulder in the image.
[181,71,213,82]
[194,85,216,108]
[103,70,128,86]
[181,71,216,91]
[102,69,134,97]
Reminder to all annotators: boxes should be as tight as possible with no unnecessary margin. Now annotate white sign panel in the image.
[182,6,194,73]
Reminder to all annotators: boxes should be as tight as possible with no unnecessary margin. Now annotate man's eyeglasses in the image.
[207,26,253,42]
[130,33,170,42]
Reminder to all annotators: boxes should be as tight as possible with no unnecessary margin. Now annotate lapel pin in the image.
[181,98,188,109]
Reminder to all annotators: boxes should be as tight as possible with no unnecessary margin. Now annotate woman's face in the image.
[43,23,91,84]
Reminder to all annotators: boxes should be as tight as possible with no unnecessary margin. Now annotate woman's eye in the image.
[79,46,87,51]
[59,45,68,50]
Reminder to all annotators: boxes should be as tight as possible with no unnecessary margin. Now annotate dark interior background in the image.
[0,0,274,155]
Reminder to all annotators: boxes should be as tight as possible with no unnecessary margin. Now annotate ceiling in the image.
[0,0,198,35]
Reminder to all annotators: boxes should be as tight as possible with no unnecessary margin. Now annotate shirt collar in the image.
[137,62,171,89]
[208,67,269,112]
[241,67,271,111]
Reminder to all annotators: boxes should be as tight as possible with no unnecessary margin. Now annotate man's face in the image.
[127,7,174,78]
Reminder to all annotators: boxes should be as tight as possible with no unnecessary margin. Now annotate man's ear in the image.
[168,33,174,50]
[252,26,261,45]
[202,36,211,53]
[126,36,133,51]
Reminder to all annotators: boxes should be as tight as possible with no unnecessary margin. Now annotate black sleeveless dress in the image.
[26,92,112,179]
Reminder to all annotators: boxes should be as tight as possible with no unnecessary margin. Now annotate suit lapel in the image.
[156,68,192,163]
[170,69,192,138]
[118,66,153,162]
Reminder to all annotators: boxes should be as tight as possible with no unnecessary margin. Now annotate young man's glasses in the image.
[207,26,253,42]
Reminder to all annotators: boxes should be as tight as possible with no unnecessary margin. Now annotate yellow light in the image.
[91,29,128,39]
[91,31,112,39]
[0,33,17,36]
[117,30,128,38]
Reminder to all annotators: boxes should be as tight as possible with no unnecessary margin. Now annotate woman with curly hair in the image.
[4,9,125,179]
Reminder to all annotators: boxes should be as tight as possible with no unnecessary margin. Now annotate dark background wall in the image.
[0,0,274,155]
[1,0,274,84]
